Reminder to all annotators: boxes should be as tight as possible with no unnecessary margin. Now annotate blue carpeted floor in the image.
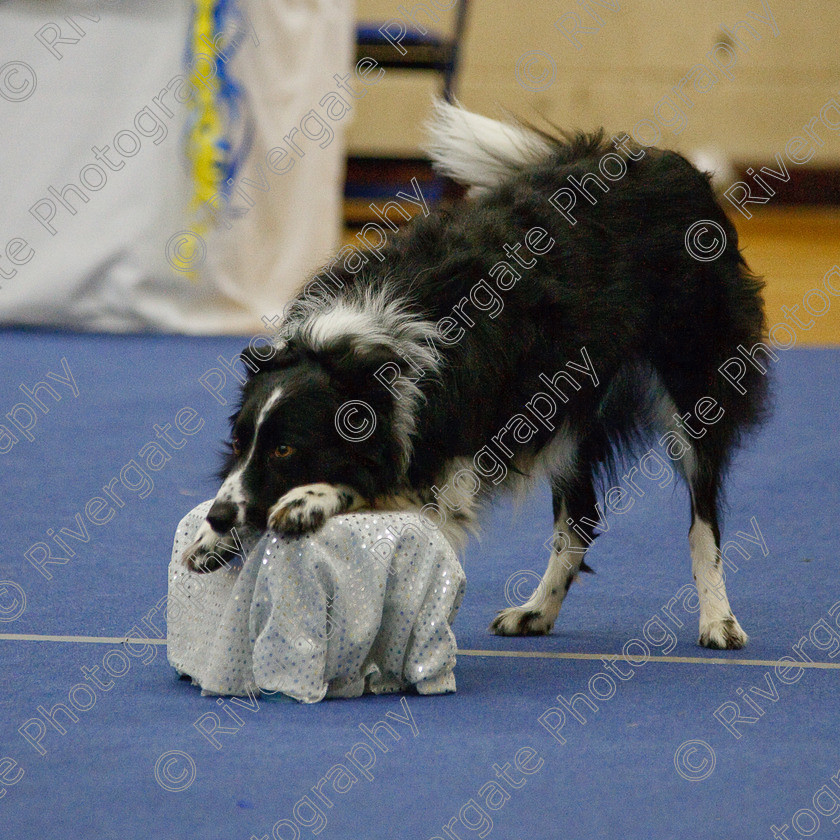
[0,330,838,840]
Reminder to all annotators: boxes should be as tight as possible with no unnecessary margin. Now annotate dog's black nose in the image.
[206,500,237,533]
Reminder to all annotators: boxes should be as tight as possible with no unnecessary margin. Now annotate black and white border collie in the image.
[183,101,768,651]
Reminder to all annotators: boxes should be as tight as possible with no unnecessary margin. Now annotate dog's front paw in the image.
[268,484,339,536]
[490,606,555,636]
[184,545,230,573]
[698,615,748,650]
[181,521,244,573]
[182,521,221,572]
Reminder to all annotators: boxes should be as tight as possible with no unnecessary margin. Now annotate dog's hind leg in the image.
[687,463,749,650]
[654,379,749,649]
[490,473,595,636]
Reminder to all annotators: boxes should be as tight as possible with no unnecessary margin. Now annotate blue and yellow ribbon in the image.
[184,0,251,242]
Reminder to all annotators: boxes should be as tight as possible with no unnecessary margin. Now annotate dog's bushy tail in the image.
[424,99,552,195]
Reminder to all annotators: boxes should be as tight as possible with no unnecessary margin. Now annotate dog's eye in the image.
[271,445,295,459]
[231,437,242,457]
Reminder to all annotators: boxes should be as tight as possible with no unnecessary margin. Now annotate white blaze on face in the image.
[212,467,247,527]
[210,384,286,531]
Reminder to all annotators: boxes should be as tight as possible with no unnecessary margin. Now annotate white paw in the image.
[698,615,748,650]
[182,520,249,573]
[181,521,236,574]
[268,484,349,535]
[181,520,221,572]
[490,605,555,636]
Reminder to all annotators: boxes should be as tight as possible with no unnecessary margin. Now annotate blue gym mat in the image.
[0,329,838,840]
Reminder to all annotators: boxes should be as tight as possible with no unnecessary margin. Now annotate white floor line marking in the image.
[1,633,838,669]
[0,633,167,645]
[457,649,840,670]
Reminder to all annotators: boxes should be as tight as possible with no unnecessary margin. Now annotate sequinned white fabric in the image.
[167,501,466,703]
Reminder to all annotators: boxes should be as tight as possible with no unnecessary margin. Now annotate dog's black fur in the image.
[184,104,768,649]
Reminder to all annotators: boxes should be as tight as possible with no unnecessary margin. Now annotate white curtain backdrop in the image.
[0,0,353,334]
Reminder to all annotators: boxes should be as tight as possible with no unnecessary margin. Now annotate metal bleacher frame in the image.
[346,1,470,224]
[355,0,469,103]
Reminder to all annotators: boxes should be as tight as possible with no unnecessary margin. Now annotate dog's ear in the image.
[239,342,298,378]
